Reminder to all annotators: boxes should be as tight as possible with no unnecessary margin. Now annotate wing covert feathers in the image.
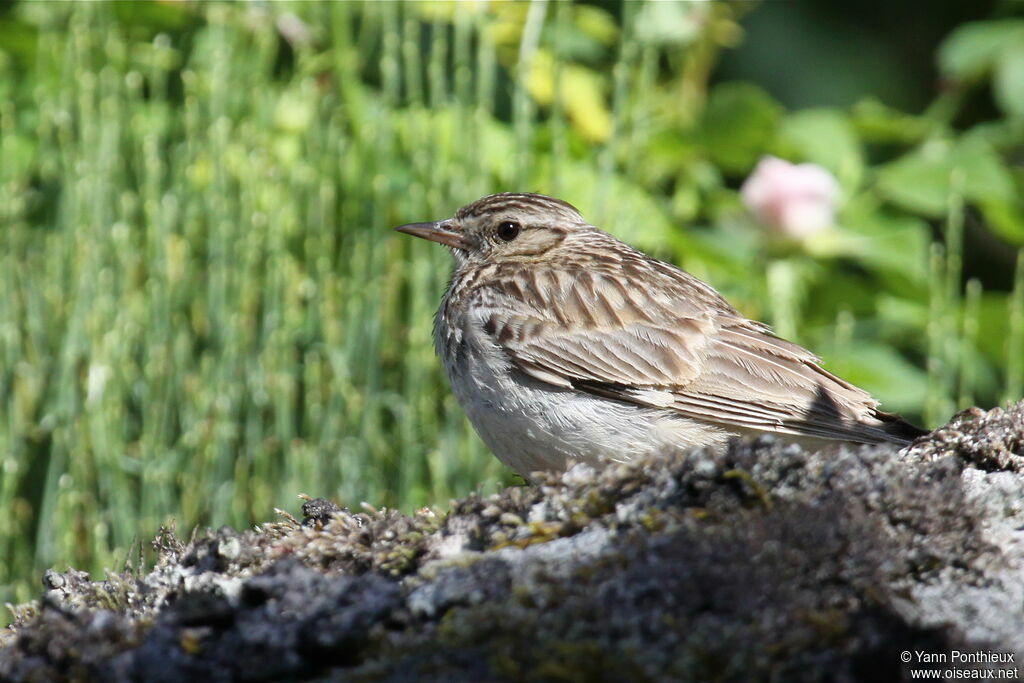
[472,239,923,446]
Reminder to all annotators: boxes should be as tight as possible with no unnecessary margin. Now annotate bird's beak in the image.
[394,220,469,250]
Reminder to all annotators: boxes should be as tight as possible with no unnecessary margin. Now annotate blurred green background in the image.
[1,0,1023,607]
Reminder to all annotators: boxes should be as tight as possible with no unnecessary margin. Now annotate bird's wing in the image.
[478,268,909,445]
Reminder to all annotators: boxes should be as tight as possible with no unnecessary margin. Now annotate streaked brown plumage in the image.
[397,192,925,478]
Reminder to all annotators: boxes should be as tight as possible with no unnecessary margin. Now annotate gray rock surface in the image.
[1,402,1022,682]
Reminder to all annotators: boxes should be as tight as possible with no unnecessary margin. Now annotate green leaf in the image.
[978,199,1024,246]
[956,136,1017,204]
[840,199,931,286]
[274,92,315,134]
[561,64,612,143]
[994,44,1024,119]
[875,137,1015,217]
[874,142,954,216]
[112,0,194,32]
[850,97,935,145]
[545,7,615,63]
[0,133,38,178]
[700,82,782,175]
[778,109,864,193]
[544,162,674,253]
[818,343,929,415]
[0,16,39,68]
[937,19,1024,82]
[975,294,1017,367]
[573,5,619,46]
[637,129,698,185]
[525,50,611,142]
[673,220,760,288]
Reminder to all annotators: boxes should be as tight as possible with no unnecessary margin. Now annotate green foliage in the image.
[938,20,1024,85]
[876,138,1015,217]
[701,82,782,174]
[0,1,1022,608]
[777,109,864,191]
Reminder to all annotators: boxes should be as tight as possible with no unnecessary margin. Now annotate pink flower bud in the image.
[740,156,840,240]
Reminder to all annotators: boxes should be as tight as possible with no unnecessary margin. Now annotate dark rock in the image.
[2,402,1022,682]
[905,404,1024,470]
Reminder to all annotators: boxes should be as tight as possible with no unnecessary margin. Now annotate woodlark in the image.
[397,192,925,479]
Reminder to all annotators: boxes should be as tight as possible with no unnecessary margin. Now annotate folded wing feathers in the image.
[484,266,902,444]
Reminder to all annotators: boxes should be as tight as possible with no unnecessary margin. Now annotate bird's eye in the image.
[496,220,521,242]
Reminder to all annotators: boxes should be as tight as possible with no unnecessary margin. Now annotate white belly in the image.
[441,329,732,479]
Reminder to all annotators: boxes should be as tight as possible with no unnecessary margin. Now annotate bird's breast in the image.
[432,297,732,476]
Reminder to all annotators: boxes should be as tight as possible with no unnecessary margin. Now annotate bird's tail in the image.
[874,410,928,445]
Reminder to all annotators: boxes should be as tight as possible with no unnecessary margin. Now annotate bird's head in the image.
[395,192,588,267]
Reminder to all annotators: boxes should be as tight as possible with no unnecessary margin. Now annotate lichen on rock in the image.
[1,402,1022,681]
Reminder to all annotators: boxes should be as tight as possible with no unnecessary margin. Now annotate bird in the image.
[396,192,926,479]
